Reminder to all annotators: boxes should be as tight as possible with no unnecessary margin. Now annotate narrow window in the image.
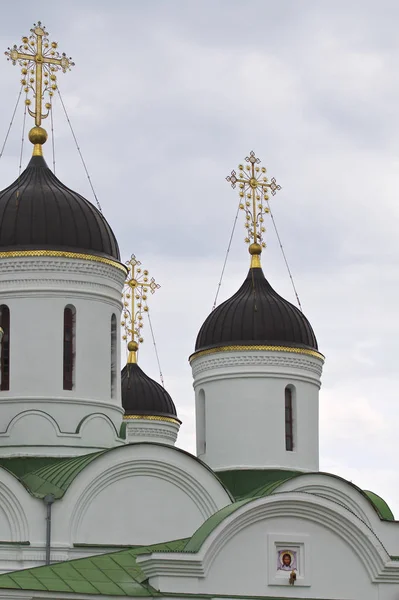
[197,389,206,456]
[0,305,10,391]
[285,386,294,451]
[110,314,117,398]
[63,306,76,390]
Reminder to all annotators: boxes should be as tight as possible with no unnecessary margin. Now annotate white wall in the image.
[140,493,398,599]
[204,514,373,598]
[192,349,323,471]
[0,255,126,455]
[52,443,232,547]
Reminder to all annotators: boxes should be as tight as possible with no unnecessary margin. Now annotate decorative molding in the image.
[191,352,323,378]
[125,418,180,444]
[0,409,124,452]
[0,543,128,571]
[0,396,125,413]
[0,256,126,286]
[137,493,397,585]
[0,250,127,273]
[0,482,29,542]
[190,345,324,363]
[125,426,178,443]
[70,458,222,542]
[281,482,373,528]
[0,281,123,305]
[124,415,180,425]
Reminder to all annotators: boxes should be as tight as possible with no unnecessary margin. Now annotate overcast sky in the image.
[1,0,399,516]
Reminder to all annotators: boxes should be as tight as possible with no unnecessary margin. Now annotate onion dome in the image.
[122,363,180,422]
[0,154,119,260]
[195,265,317,352]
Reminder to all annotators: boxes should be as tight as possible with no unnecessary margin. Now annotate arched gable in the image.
[137,493,397,599]
[0,467,36,543]
[51,443,232,547]
[277,472,395,529]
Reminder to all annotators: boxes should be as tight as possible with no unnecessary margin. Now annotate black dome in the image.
[122,363,180,421]
[0,155,120,259]
[195,267,318,352]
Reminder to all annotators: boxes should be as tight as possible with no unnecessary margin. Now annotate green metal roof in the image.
[363,490,395,521]
[0,456,394,523]
[217,469,395,521]
[0,452,106,499]
[185,499,251,552]
[217,469,300,501]
[0,444,232,502]
[0,539,188,596]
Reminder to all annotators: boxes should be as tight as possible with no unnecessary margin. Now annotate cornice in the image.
[191,351,323,379]
[125,426,178,442]
[0,250,127,272]
[0,255,126,285]
[0,280,123,304]
[123,415,181,425]
[190,345,324,363]
[0,396,125,413]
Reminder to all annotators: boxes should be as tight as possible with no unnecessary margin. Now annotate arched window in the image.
[110,314,117,399]
[0,305,10,391]
[285,386,294,451]
[197,389,206,456]
[63,305,76,391]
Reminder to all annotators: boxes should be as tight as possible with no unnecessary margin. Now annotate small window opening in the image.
[285,386,294,451]
[197,389,206,455]
[63,306,76,390]
[110,314,117,398]
[0,305,10,391]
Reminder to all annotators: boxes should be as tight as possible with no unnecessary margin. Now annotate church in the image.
[0,21,396,600]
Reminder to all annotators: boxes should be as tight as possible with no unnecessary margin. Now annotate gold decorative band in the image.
[123,414,180,425]
[190,345,324,363]
[0,250,127,273]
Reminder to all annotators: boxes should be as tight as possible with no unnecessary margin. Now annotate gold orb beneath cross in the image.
[28,126,48,146]
[128,341,139,352]
[249,242,262,255]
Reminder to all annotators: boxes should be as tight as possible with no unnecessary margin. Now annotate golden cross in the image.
[226,151,281,268]
[5,21,74,153]
[121,255,160,364]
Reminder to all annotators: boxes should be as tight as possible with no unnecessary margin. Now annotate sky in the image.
[0,0,399,516]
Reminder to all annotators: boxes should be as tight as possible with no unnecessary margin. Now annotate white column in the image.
[191,348,324,472]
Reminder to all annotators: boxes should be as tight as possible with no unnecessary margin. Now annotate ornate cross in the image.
[121,255,160,364]
[5,21,74,151]
[226,151,281,267]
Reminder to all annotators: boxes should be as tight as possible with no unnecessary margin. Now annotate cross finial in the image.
[226,151,281,268]
[121,255,160,365]
[5,22,74,156]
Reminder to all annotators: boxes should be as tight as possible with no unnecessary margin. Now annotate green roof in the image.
[217,469,300,501]
[185,500,251,552]
[218,469,395,521]
[0,539,188,596]
[363,490,395,521]
[0,444,232,502]
[0,452,106,499]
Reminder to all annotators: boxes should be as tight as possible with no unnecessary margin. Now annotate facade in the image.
[0,21,397,600]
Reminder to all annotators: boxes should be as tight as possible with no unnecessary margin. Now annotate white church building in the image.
[0,20,397,600]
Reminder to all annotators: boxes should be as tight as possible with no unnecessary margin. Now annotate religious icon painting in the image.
[268,535,309,587]
[277,548,298,572]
